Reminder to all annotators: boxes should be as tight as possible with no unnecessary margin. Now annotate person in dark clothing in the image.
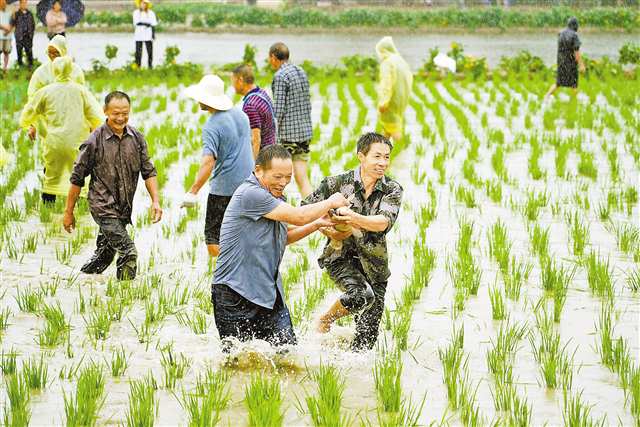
[11,0,35,69]
[64,91,163,281]
[545,17,585,99]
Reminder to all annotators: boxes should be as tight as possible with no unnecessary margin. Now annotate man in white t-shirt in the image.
[132,0,156,69]
[0,0,13,73]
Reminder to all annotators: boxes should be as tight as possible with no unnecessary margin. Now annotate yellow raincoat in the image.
[0,145,10,169]
[19,57,103,197]
[27,35,85,99]
[376,37,413,137]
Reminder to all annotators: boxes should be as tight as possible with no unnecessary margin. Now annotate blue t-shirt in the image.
[202,107,254,196]
[213,174,287,309]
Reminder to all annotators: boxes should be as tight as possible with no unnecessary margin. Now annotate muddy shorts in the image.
[211,283,296,351]
[0,39,11,54]
[205,194,232,246]
[281,140,310,162]
[81,217,137,281]
[325,256,388,351]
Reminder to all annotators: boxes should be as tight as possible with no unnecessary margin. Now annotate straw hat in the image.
[135,0,153,8]
[183,75,233,111]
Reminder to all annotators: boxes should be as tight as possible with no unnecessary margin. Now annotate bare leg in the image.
[293,159,313,198]
[207,244,219,258]
[317,299,350,333]
[545,83,557,100]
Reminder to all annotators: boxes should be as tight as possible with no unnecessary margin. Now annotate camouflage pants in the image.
[326,257,388,351]
[81,218,137,281]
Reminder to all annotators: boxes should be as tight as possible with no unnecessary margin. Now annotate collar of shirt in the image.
[353,167,387,196]
[103,122,132,141]
[249,172,286,202]
[243,86,262,101]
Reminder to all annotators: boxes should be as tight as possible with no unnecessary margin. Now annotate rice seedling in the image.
[14,286,44,313]
[540,258,574,294]
[160,343,191,389]
[244,374,284,427]
[565,211,590,257]
[373,345,402,413]
[63,362,106,427]
[585,251,614,300]
[129,318,162,349]
[577,150,598,180]
[391,304,413,351]
[84,304,113,342]
[628,366,640,424]
[562,391,606,427]
[607,221,640,255]
[455,185,477,208]
[22,354,49,391]
[180,367,230,427]
[59,356,84,381]
[0,306,12,333]
[109,345,130,377]
[529,223,550,261]
[488,219,511,274]
[1,348,18,376]
[595,303,616,370]
[485,179,503,203]
[626,268,640,292]
[503,257,532,301]
[3,370,31,427]
[372,394,425,427]
[522,189,548,222]
[38,302,70,348]
[21,232,38,254]
[176,309,209,335]
[489,285,507,320]
[438,334,465,410]
[125,373,158,427]
[305,363,352,427]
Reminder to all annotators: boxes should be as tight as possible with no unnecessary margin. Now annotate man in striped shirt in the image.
[232,64,276,159]
[269,42,313,198]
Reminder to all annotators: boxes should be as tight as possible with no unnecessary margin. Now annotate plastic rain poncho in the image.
[376,36,413,136]
[19,56,103,197]
[27,35,85,99]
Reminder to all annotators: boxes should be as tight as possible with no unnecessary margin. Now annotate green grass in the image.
[125,373,158,427]
[63,362,106,427]
[22,355,49,391]
[565,211,590,257]
[38,303,70,348]
[160,343,191,389]
[244,374,284,427]
[3,370,31,427]
[179,367,230,427]
[489,285,507,321]
[109,346,129,377]
[585,251,615,300]
[305,364,352,427]
[373,346,402,413]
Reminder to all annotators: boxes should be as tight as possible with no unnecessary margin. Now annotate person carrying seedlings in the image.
[303,132,403,351]
[545,17,585,100]
[64,91,162,281]
[10,0,36,70]
[231,64,276,159]
[212,144,349,350]
[269,42,313,198]
[181,74,254,258]
[375,36,413,143]
[19,56,103,204]
[132,0,156,69]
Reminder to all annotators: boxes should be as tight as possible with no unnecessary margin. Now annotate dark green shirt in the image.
[303,168,403,284]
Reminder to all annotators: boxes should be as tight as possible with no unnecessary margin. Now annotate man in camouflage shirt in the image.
[303,132,403,351]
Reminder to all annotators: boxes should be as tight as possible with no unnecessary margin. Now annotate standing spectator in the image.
[181,74,254,258]
[133,0,156,69]
[545,17,585,100]
[376,36,413,143]
[10,0,35,69]
[232,64,276,159]
[19,56,103,204]
[45,0,66,40]
[269,42,313,198]
[0,0,12,74]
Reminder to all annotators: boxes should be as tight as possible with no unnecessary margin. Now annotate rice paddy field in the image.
[0,54,639,426]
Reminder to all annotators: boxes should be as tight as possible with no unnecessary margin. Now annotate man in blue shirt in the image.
[182,74,254,257]
[212,145,349,350]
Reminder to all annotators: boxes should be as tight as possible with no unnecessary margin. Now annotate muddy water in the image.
[24,30,638,70]
[1,76,639,425]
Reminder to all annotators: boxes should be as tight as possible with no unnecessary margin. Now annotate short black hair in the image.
[269,42,289,61]
[357,132,393,156]
[232,64,255,84]
[52,0,62,5]
[256,144,292,170]
[104,91,131,107]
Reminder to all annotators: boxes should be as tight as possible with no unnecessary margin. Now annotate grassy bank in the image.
[77,5,639,32]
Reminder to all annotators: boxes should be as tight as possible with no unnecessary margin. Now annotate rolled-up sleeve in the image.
[378,182,403,233]
[137,133,157,180]
[70,138,95,187]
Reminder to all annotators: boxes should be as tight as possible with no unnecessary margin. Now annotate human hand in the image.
[328,192,348,209]
[151,201,162,223]
[320,225,353,241]
[63,211,75,233]
[28,126,36,141]
[180,192,198,208]
[313,215,336,230]
[579,63,586,73]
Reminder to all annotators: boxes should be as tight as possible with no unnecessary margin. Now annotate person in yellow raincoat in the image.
[26,34,85,141]
[19,56,103,203]
[375,36,413,142]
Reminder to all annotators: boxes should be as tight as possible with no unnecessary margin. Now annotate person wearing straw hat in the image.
[181,74,254,258]
[133,0,156,69]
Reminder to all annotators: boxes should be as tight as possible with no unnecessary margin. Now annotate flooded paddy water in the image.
[1,47,639,426]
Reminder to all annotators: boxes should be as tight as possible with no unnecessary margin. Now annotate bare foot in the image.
[316,317,332,334]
